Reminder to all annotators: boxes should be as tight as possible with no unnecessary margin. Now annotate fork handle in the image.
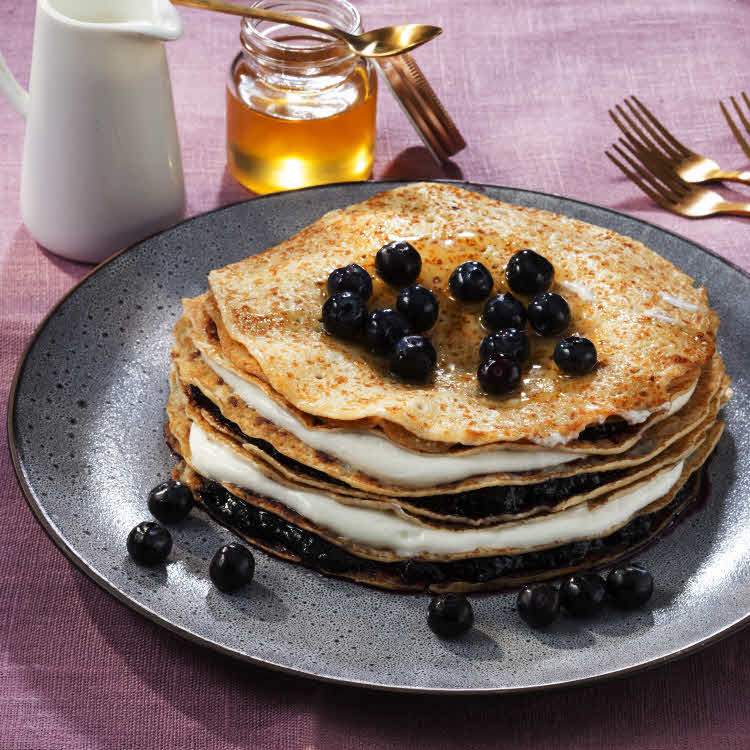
[715,201,750,216]
[707,169,750,184]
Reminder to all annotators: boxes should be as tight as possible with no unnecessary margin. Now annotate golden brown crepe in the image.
[208,183,717,445]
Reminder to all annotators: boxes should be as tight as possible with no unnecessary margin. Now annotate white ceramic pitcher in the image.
[0,0,186,263]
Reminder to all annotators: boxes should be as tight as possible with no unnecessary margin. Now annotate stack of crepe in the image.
[166,183,730,592]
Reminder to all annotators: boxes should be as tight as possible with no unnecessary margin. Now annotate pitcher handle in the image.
[0,49,29,117]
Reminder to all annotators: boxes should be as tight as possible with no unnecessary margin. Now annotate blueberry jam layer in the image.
[188,385,633,515]
[406,468,629,519]
[196,474,698,588]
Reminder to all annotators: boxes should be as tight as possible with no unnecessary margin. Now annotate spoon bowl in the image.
[340,24,442,57]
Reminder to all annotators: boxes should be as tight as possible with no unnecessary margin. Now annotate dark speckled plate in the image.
[8,181,750,693]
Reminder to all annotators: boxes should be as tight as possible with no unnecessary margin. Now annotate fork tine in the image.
[609,107,653,154]
[629,95,691,156]
[623,99,683,160]
[719,99,750,161]
[615,104,676,161]
[611,143,680,203]
[730,95,750,140]
[616,138,691,197]
[605,150,672,210]
[730,95,750,160]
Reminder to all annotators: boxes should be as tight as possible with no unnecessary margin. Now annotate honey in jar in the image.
[226,0,377,194]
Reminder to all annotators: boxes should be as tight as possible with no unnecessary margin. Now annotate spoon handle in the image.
[171,0,340,39]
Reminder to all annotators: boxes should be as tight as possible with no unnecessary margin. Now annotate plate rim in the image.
[8,178,750,694]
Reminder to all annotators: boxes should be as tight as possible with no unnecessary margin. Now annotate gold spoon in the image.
[171,0,442,58]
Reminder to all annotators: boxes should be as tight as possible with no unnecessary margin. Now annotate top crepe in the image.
[209,183,718,446]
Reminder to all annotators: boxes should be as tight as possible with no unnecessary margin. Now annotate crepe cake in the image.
[165,183,731,592]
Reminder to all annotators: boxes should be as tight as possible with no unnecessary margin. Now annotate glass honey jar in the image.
[226,0,378,194]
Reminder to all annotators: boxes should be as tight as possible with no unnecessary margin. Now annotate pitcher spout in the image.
[42,0,183,41]
[140,0,184,41]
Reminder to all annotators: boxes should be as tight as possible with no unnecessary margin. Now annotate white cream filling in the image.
[661,292,699,312]
[620,380,698,425]
[202,356,580,486]
[189,423,685,557]
[664,382,697,415]
[533,432,571,448]
[203,355,698,481]
[618,408,652,425]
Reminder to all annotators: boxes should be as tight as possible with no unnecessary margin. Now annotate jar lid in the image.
[375,53,466,164]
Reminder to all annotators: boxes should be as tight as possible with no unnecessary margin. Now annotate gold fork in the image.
[606,139,750,218]
[610,95,750,185]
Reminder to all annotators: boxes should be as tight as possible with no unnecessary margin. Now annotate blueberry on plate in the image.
[148,480,193,524]
[505,249,554,294]
[327,263,373,300]
[127,521,172,565]
[375,240,422,286]
[390,335,436,381]
[527,292,570,336]
[517,583,560,628]
[483,292,527,330]
[554,336,597,375]
[479,328,530,363]
[210,543,256,593]
[396,284,439,332]
[477,354,522,394]
[449,261,494,302]
[606,564,654,608]
[560,573,607,616]
[427,593,474,637]
[364,308,412,355]
[322,291,367,339]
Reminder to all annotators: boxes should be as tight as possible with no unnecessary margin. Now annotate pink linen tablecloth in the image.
[1,1,749,748]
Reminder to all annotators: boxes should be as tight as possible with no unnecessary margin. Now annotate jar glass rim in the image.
[241,0,362,63]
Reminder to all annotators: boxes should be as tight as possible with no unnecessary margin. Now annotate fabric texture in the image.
[1,1,749,747]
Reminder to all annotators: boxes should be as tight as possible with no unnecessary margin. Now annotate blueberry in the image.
[479,328,529,362]
[322,291,367,339]
[209,543,255,593]
[606,564,653,608]
[560,573,607,616]
[327,263,372,300]
[505,249,554,294]
[390,335,436,381]
[127,521,172,565]
[449,261,494,302]
[517,583,560,627]
[396,285,439,332]
[375,241,421,286]
[364,308,412,355]
[477,355,522,394]
[427,594,474,637]
[527,292,570,336]
[148,480,193,524]
[554,336,597,375]
[483,292,527,330]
